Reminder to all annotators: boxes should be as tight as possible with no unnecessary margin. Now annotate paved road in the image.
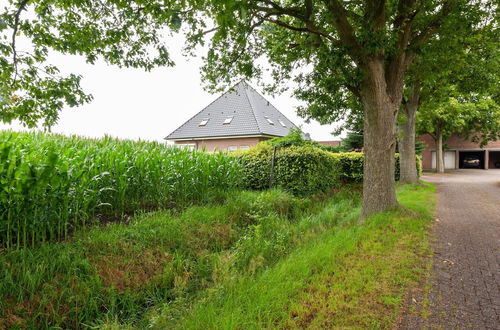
[401,169,500,329]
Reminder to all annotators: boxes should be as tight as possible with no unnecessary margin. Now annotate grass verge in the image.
[0,188,360,329]
[165,182,435,329]
[0,183,434,329]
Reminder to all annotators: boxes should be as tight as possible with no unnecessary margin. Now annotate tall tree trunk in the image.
[398,84,420,184]
[360,58,400,217]
[435,127,445,173]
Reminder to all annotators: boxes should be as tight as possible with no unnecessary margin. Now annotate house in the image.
[165,81,298,152]
[317,140,342,147]
[419,133,500,170]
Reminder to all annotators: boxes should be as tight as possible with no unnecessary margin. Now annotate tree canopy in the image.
[1,0,497,215]
[417,93,500,147]
[2,0,490,127]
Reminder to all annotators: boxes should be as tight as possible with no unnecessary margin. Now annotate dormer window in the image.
[199,119,209,126]
[278,119,286,127]
[265,116,274,125]
[223,116,233,125]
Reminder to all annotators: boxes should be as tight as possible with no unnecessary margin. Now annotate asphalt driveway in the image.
[401,169,500,329]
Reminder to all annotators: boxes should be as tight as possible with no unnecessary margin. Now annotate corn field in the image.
[0,131,241,249]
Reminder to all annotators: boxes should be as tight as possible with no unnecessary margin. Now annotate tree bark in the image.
[435,127,445,173]
[360,58,400,217]
[398,84,420,184]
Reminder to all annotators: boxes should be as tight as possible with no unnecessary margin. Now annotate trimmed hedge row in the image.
[236,144,422,196]
[237,144,340,196]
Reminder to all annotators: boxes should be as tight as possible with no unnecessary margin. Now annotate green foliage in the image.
[237,143,340,196]
[342,130,364,151]
[1,0,493,131]
[1,1,176,128]
[0,188,327,329]
[412,18,500,146]
[415,141,427,155]
[330,152,365,183]
[238,143,423,195]
[0,131,241,249]
[417,95,500,146]
[265,127,341,153]
[317,144,344,153]
[417,155,423,177]
[265,127,309,148]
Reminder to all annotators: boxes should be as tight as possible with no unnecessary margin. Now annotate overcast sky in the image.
[0,34,342,142]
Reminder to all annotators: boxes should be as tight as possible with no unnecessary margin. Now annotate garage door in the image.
[431,151,456,170]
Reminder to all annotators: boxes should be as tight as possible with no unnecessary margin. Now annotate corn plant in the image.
[0,131,242,249]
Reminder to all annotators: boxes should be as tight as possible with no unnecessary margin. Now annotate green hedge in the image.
[237,144,422,196]
[236,144,340,196]
[335,153,423,183]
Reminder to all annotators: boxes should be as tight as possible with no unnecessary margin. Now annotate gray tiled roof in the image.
[165,81,297,140]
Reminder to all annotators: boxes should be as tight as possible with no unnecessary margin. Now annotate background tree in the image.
[417,93,500,172]
[1,0,495,216]
[400,19,499,176]
[342,131,364,151]
[0,0,176,127]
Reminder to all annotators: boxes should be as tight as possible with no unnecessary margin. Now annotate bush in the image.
[236,143,340,197]
[333,152,423,183]
[237,145,423,195]
[330,152,364,183]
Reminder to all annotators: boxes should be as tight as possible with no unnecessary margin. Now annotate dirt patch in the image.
[0,297,38,329]
[186,222,237,254]
[91,249,172,292]
[0,309,25,329]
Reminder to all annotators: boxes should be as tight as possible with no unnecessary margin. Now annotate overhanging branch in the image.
[321,0,364,63]
[409,0,456,48]
[11,0,30,87]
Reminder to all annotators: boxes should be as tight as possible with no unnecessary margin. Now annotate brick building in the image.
[165,81,297,151]
[317,140,342,147]
[419,133,500,170]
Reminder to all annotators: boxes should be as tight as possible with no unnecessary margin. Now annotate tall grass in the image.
[0,131,241,249]
[174,183,435,329]
[0,189,318,329]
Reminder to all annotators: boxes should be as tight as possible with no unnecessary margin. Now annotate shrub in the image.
[333,152,423,183]
[237,145,423,195]
[330,152,364,183]
[237,143,340,196]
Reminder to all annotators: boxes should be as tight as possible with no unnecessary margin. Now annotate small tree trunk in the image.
[436,128,445,173]
[360,59,400,217]
[398,84,420,184]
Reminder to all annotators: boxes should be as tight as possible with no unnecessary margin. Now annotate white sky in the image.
[0,34,341,142]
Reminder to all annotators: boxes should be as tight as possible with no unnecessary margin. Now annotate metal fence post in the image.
[269,146,277,188]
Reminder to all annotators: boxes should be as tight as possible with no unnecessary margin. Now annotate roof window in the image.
[278,119,286,127]
[265,116,274,125]
[199,119,209,126]
[223,116,233,125]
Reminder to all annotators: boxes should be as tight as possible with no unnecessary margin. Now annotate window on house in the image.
[265,116,274,125]
[223,116,233,124]
[199,119,209,126]
[278,119,286,127]
[239,146,249,150]
[178,144,196,150]
[227,146,238,152]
